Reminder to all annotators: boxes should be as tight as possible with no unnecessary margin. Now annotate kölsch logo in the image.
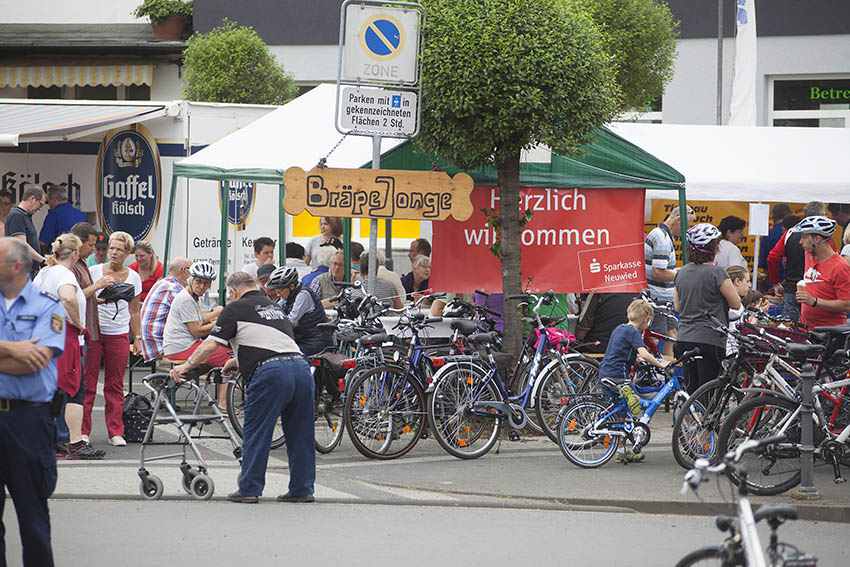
[218,180,256,231]
[96,124,161,242]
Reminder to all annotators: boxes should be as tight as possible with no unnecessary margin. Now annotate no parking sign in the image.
[342,4,420,85]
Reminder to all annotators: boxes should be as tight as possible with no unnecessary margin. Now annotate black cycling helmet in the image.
[266,266,299,290]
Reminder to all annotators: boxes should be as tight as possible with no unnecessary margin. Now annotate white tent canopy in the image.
[174,83,404,181]
[609,122,850,203]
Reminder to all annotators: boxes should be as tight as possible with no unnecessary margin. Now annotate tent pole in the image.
[343,218,351,282]
[678,186,689,265]
[384,220,393,270]
[162,175,178,272]
[219,181,228,306]
[279,183,286,266]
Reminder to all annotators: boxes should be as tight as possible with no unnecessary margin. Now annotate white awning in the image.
[0,100,180,146]
[0,65,154,89]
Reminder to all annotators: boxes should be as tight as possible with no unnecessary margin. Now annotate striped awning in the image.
[0,102,166,146]
[0,65,154,88]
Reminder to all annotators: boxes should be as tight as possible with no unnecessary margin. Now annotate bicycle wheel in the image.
[558,397,619,468]
[313,367,345,454]
[674,546,728,567]
[509,354,548,435]
[428,365,502,459]
[226,372,286,450]
[535,355,600,442]
[344,365,426,460]
[718,395,804,496]
[672,378,744,470]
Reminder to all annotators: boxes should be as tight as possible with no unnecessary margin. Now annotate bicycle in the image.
[426,293,599,459]
[557,348,699,468]
[676,435,818,567]
[343,302,445,460]
[717,342,850,495]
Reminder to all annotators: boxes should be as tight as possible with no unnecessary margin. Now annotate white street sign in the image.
[343,4,420,85]
[339,87,417,136]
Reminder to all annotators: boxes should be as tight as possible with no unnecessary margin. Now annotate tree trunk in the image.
[497,150,524,361]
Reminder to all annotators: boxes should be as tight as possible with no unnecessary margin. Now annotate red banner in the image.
[431,186,647,293]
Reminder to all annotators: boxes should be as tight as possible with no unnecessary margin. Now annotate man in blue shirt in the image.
[759,203,791,282]
[0,237,65,567]
[38,184,87,252]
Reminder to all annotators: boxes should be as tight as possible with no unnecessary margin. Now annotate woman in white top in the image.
[304,216,343,266]
[33,234,104,457]
[82,231,143,447]
[715,215,748,270]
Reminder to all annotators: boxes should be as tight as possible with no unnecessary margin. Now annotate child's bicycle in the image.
[557,348,701,468]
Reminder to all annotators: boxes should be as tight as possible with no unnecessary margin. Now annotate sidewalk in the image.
[58,381,850,522]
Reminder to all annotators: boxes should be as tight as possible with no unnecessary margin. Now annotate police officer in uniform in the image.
[170,271,315,503]
[0,237,65,566]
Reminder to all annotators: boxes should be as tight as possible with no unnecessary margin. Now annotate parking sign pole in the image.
[368,134,381,295]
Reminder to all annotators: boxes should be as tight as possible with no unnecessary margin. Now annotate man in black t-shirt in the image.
[4,185,47,277]
[575,293,638,354]
[171,272,315,504]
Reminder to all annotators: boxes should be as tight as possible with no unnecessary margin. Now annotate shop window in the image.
[27,86,62,99]
[126,84,151,100]
[771,77,850,128]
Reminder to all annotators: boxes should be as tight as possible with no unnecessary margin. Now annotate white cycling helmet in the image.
[793,215,836,237]
[188,261,216,281]
[266,266,299,290]
[686,223,722,247]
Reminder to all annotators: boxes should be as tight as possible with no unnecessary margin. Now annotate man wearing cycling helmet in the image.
[266,266,332,356]
[794,216,850,328]
[163,262,230,403]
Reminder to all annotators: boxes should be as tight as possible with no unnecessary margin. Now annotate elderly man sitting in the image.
[139,257,191,362]
[353,251,403,309]
[310,249,347,308]
[162,261,229,404]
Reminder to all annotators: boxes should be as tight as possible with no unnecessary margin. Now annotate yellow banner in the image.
[645,200,840,269]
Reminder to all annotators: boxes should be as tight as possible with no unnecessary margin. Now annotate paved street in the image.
[3,382,849,565]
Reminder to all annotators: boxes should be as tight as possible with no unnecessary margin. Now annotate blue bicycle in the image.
[557,348,700,468]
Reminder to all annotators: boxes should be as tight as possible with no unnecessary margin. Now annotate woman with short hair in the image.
[402,254,431,301]
[82,231,143,447]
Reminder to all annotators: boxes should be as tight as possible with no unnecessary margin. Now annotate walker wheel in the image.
[190,474,214,500]
[140,474,164,500]
[181,470,198,494]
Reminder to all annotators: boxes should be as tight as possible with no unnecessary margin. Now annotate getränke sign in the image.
[96,124,161,242]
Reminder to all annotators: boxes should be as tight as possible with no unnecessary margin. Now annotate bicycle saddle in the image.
[785,343,825,359]
[358,332,388,345]
[812,324,850,335]
[450,319,480,336]
[468,332,496,345]
[754,504,798,524]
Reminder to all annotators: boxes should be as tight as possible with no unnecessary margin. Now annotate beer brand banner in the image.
[431,186,647,293]
[96,124,161,242]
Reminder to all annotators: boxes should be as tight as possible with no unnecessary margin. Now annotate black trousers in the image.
[0,404,56,567]
[675,341,726,395]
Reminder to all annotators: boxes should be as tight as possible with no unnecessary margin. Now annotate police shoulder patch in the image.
[40,290,60,302]
[51,314,64,333]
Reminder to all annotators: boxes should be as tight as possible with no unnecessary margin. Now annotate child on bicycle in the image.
[598,299,670,461]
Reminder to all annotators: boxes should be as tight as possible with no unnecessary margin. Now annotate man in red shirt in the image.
[794,216,850,328]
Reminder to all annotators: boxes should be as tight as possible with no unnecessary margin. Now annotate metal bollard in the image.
[791,361,820,499]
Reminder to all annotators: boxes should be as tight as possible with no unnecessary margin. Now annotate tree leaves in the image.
[182,19,297,105]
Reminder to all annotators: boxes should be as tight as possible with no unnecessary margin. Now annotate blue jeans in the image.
[239,357,315,497]
[784,292,801,324]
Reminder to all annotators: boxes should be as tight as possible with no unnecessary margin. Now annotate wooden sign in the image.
[282,167,474,221]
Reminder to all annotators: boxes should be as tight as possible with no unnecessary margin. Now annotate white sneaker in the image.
[108,436,127,447]
[81,435,90,443]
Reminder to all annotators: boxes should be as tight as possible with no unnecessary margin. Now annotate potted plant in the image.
[133,0,193,41]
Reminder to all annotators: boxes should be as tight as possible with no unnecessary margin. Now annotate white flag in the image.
[728,0,758,125]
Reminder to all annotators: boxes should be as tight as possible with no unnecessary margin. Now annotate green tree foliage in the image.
[182,20,297,105]
[417,0,621,355]
[576,0,679,109]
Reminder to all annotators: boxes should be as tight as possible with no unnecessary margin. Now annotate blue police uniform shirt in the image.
[0,280,65,402]
[39,201,87,246]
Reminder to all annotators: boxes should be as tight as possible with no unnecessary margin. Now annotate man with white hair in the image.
[139,257,192,362]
